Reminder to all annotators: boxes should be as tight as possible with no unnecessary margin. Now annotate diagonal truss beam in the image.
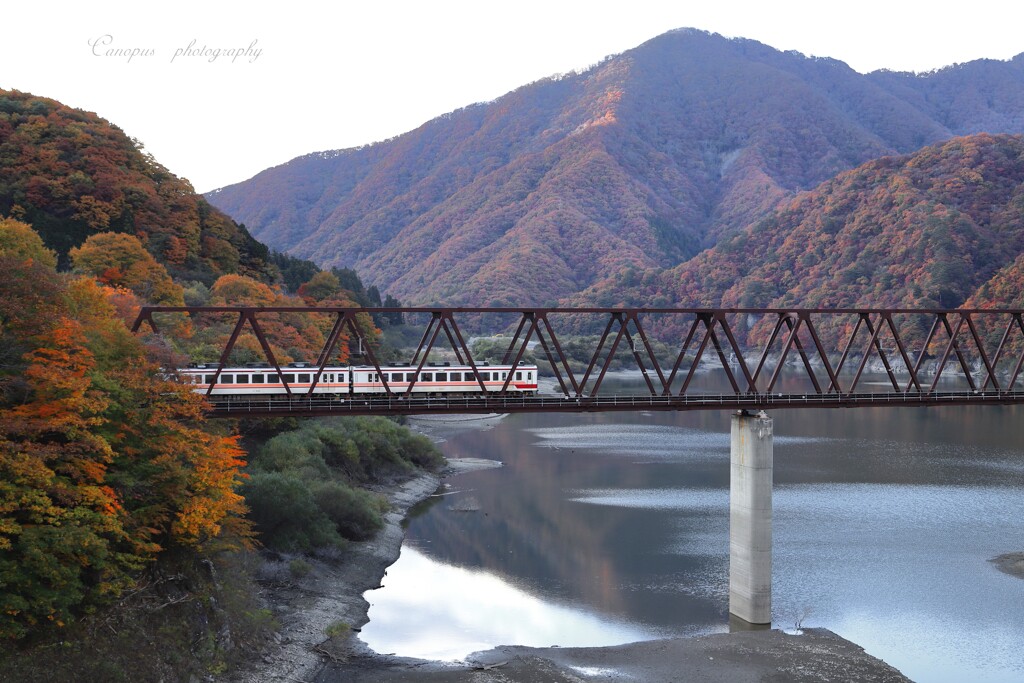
[130,306,1024,405]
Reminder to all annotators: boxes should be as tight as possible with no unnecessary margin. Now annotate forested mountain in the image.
[572,134,1024,314]
[0,89,277,284]
[207,29,1024,306]
[0,89,428,675]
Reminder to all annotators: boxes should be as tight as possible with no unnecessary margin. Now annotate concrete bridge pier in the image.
[729,410,773,625]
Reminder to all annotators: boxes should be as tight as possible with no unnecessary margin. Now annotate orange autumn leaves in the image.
[0,220,250,638]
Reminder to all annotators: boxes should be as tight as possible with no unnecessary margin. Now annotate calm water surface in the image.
[360,378,1024,683]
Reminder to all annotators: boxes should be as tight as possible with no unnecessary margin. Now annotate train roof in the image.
[181,361,537,371]
[350,361,537,369]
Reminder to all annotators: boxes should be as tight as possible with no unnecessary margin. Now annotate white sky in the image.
[3,1,1022,193]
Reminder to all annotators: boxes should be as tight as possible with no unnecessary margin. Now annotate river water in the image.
[359,374,1024,683]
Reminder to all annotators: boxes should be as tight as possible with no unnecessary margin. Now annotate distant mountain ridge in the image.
[206,29,1024,306]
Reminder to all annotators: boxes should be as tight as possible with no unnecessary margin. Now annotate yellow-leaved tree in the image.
[0,220,251,639]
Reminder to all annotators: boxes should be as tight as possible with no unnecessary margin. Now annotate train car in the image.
[351,362,538,395]
[178,363,350,396]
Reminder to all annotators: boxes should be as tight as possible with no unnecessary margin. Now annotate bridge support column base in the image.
[729,410,773,626]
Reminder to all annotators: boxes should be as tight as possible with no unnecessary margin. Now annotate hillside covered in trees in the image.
[0,89,277,284]
[0,89,433,680]
[0,220,251,640]
[572,133,1024,315]
[207,29,1024,307]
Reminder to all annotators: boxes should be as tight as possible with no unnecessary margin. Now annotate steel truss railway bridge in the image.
[133,305,1024,625]
[132,306,1024,416]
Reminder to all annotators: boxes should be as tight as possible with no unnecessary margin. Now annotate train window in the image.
[298,373,311,383]
[221,375,234,384]
[203,374,215,384]
[403,373,413,382]
[528,372,533,380]
[480,372,490,381]
[421,373,432,382]
[251,374,264,383]
[435,373,447,381]
[236,374,250,383]
[450,372,462,381]
[267,373,279,383]
[282,374,295,383]
[516,371,522,381]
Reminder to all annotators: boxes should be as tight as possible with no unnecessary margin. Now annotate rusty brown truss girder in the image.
[131,306,1024,414]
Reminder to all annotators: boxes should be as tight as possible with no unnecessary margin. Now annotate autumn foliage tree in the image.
[0,221,250,639]
[70,232,184,305]
[0,89,278,284]
[177,273,381,367]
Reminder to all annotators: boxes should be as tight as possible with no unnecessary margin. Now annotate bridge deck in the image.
[207,390,1024,418]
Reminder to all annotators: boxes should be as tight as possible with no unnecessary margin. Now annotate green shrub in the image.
[242,417,443,551]
[240,472,342,552]
[324,620,350,638]
[288,558,312,578]
[253,431,330,480]
[310,480,387,541]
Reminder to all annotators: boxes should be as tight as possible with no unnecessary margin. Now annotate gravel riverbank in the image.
[315,628,912,682]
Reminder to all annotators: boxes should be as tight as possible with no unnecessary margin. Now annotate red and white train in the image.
[178,361,539,397]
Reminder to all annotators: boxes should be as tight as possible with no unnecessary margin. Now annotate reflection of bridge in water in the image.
[133,305,1024,626]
